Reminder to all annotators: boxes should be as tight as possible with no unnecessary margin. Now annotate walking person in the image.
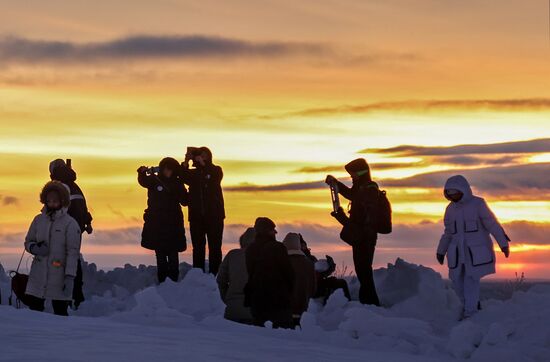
[24,181,82,316]
[436,175,510,319]
[138,157,188,283]
[217,227,256,324]
[326,158,391,306]
[181,147,225,275]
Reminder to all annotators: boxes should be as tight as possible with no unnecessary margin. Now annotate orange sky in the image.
[0,0,549,278]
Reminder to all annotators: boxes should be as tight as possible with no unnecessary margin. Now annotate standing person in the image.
[49,159,93,309]
[282,233,316,326]
[24,181,82,316]
[326,158,388,306]
[436,175,510,319]
[217,227,256,324]
[181,147,225,275]
[245,218,294,329]
[138,157,188,283]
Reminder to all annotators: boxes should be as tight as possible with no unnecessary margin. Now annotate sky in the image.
[0,0,549,279]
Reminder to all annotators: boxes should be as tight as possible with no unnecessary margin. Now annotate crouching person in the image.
[217,228,256,324]
[245,218,294,329]
[283,233,316,326]
[436,175,510,319]
[24,181,82,316]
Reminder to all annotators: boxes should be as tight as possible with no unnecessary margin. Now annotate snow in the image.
[0,257,549,361]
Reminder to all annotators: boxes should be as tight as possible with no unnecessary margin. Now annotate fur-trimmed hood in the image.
[40,181,71,208]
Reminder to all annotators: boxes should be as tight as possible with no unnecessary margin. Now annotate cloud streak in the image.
[0,34,330,64]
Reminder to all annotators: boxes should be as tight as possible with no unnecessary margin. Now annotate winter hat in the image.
[159,157,180,173]
[345,158,370,177]
[254,217,276,236]
[49,159,66,174]
[40,181,71,208]
[283,232,304,256]
[200,147,213,163]
[239,227,256,248]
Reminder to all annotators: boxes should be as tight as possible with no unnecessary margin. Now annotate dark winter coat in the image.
[50,165,93,233]
[337,177,380,242]
[139,171,188,253]
[288,254,316,317]
[181,163,225,222]
[245,235,294,310]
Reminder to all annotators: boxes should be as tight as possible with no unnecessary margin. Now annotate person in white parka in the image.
[436,175,510,319]
[24,181,82,316]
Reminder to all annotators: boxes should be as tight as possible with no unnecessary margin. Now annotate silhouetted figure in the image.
[181,147,225,275]
[436,175,510,319]
[138,158,188,283]
[283,233,316,326]
[24,181,82,316]
[245,218,294,329]
[300,236,351,302]
[326,158,384,306]
[49,159,92,309]
[217,227,256,324]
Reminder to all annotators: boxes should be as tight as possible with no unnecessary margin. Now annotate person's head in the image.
[254,217,277,239]
[193,147,213,168]
[239,227,256,249]
[299,234,311,254]
[345,158,371,183]
[159,157,180,179]
[40,181,70,212]
[49,159,66,175]
[283,233,304,256]
[444,175,473,203]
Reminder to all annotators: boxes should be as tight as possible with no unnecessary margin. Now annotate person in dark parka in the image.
[181,147,225,275]
[245,217,295,329]
[49,159,93,309]
[138,157,188,283]
[326,158,381,306]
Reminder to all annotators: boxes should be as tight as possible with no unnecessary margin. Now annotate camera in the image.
[186,147,202,159]
[146,166,160,175]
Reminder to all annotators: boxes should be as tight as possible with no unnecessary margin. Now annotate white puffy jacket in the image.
[24,207,81,301]
[437,175,509,280]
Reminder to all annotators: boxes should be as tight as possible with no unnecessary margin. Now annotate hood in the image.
[40,181,71,208]
[444,175,473,202]
[50,159,77,184]
[283,232,304,256]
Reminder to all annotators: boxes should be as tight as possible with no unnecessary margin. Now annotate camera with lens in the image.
[146,166,160,175]
[186,147,202,159]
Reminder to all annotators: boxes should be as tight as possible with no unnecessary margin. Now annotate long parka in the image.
[24,181,82,301]
[437,175,510,280]
[139,157,188,253]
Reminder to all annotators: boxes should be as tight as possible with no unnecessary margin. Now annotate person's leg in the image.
[167,251,180,282]
[271,308,294,330]
[25,294,45,312]
[463,275,481,318]
[52,300,69,316]
[73,258,85,309]
[190,220,207,271]
[206,220,224,275]
[353,240,380,306]
[250,306,268,327]
[451,265,466,316]
[155,250,169,283]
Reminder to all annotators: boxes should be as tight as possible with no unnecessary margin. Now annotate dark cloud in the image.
[0,195,19,206]
[225,180,326,192]
[258,99,550,120]
[362,138,550,156]
[382,163,550,194]
[294,162,424,173]
[0,35,330,64]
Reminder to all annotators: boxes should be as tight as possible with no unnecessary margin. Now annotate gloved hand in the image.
[137,166,148,174]
[330,207,348,225]
[325,175,337,185]
[63,275,75,299]
[85,224,93,235]
[501,246,510,258]
[436,253,445,265]
[29,241,49,257]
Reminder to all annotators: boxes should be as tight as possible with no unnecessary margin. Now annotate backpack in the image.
[375,190,392,234]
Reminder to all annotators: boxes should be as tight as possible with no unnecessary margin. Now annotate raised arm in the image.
[137,167,153,189]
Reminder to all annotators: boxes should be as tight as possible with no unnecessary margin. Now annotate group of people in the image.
[19,150,511,323]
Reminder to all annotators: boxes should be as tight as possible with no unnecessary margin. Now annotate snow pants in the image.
[155,250,179,283]
[353,239,380,306]
[190,219,224,275]
[26,294,69,316]
[452,264,481,318]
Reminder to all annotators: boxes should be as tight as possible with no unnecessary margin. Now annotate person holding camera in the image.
[138,157,188,283]
[24,181,82,316]
[181,147,225,275]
